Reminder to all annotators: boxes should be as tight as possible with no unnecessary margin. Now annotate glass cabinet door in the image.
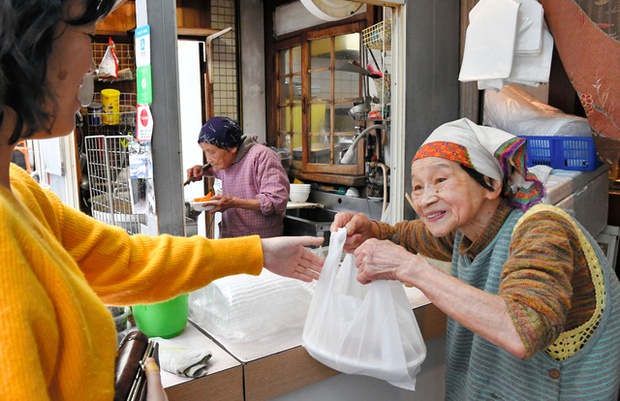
[275,23,366,178]
[277,46,302,162]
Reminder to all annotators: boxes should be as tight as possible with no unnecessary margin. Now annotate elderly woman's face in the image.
[410,157,496,239]
[200,142,237,170]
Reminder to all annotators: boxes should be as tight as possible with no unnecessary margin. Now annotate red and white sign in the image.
[136,104,153,142]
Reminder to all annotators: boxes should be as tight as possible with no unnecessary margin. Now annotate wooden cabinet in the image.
[176,0,211,30]
[96,0,136,36]
[96,0,215,36]
[269,20,371,187]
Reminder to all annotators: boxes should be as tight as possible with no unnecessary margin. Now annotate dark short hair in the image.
[0,0,117,145]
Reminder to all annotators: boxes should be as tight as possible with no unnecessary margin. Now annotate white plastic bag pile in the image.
[483,84,593,137]
[459,0,553,90]
[189,269,315,342]
[302,228,427,391]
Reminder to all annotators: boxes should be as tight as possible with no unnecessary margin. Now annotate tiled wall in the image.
[211,0,238,121]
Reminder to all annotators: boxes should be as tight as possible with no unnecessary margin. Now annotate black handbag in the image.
[114,331,159,401]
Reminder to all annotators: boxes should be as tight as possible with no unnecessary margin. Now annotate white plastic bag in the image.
[98,37,119,79]
[302,228,427,390]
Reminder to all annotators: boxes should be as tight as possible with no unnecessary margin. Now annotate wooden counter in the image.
[160,298,446,401]
[157,281,447,401]
[239,301,446,401]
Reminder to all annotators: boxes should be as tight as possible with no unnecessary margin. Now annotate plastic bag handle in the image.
[319,228,348,285]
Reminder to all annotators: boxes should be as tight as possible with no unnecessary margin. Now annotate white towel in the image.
[156,339,212,378]
[460,0,553,90]
[459,0,520,82]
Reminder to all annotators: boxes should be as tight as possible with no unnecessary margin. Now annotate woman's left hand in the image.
[354,238,423,285]
[209,195,234,213]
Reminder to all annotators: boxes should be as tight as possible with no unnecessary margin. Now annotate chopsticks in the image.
[404,192,415,211]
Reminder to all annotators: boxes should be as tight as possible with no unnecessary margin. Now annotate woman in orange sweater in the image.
[0,1,323,400]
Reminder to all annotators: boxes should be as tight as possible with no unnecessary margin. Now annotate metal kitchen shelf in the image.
[86,92,136,137]
[84,135,144,234]
[362,20,391,51]
[93,42,135,74]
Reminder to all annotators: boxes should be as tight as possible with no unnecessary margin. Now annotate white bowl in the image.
[189,200,218,211]
[289,192,310,203]
[345,188,360,197]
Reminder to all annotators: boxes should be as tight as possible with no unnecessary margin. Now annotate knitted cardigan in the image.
[0,164,264,401]
[445,205,620,400]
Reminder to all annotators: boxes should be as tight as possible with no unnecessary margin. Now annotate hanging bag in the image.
[302,228,426,390]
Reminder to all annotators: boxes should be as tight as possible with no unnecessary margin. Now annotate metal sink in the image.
[286,207,337,221]
[283,207,337,246]
[283,190,383,246]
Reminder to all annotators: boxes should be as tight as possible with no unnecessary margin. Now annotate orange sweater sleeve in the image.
[1,164,264,400]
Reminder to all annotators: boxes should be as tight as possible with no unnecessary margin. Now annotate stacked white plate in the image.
[289,183,311,203]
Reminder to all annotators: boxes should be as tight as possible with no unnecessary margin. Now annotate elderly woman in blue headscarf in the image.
[187,116,290,238]
[331,118,620,400]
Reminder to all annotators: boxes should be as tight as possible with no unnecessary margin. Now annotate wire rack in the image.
[84,135,143,235]
[362,20,392,51]
[362,20,392,119]
[86,92,136,136]
[93,42,135,73]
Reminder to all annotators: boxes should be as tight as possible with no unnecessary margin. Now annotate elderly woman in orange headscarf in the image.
[331,118,620,401]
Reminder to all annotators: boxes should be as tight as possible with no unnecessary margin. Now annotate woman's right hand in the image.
[186,165,204,183]
[330,212,375,253]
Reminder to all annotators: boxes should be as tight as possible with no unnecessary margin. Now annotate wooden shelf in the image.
[177,27,221,37]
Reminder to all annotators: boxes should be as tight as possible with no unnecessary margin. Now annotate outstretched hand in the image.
[261,236,324,282]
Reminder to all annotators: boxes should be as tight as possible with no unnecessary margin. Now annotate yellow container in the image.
[101,89,120,125]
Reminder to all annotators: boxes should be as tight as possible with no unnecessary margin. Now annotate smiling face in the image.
[33,1,96,140]
[200,142,237,170]
[410,157,502,240]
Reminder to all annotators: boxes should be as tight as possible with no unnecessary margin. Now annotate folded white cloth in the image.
[459,0,553,90]
[156,339,212,378]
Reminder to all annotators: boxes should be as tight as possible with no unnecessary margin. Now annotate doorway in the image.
[178,39,221,238]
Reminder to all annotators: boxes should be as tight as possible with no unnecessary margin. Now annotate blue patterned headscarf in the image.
[198,117,244,149]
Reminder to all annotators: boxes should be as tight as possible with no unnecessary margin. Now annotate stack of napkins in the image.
[459,0,554,90]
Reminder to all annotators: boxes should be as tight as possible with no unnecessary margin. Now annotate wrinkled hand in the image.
[261,236,324,282]
[208,194,234,213]
[186,165,205,183]
[354,238,422,285]
[145,357,169,401]
[330,212,375,253]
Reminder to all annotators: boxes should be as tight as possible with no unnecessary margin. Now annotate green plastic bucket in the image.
[132,294,189,338]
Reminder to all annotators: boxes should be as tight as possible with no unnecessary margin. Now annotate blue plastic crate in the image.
[521,136,601,171]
